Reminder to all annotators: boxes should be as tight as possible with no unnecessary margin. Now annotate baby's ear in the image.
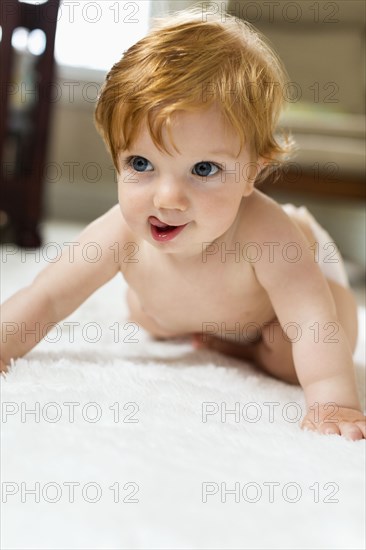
[242,156,270,196]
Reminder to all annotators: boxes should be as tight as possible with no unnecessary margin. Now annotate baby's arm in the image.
[1,205,128,371]
[252,201,365,437]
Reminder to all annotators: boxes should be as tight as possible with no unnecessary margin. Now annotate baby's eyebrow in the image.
[205,149,235,157]
[122,149,237,160]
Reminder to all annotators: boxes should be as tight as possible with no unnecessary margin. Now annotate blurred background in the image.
[0,0,365,290]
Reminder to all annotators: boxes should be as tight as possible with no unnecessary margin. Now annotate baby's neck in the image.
[144,240,208,267]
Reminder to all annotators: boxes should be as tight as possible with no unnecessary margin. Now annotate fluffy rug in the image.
[1,229,365,550]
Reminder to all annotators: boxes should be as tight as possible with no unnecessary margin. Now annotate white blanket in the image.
[1,234,365,550]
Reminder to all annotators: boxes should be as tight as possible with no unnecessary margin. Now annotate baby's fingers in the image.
[350,419,366,440]
[301,418,341,436]
[319,422,341,436]
[339,422,364,441]
[301,418,365,440]
[0,359,8,376]
[301,418,318,433]
[356,420,366,439]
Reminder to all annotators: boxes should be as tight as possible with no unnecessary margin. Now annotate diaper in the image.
[281,203,349,288]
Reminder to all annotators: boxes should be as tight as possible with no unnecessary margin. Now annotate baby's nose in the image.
[153,180,188,211]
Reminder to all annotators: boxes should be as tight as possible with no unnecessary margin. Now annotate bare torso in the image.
[122,190,357,351]
[123,192,290,341]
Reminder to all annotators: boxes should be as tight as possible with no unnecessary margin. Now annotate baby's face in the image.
[117,104,262,260]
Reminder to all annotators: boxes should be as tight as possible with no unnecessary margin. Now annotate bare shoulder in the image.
[237,189,319,288]
[239,189,292,242]
[82,204,131,242]
[241,190,329,301]
[76,204,135,274]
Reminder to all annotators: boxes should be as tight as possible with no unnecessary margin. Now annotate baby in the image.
[1,8,365,440]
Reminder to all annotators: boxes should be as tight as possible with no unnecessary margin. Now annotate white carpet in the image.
[1,229,365,550]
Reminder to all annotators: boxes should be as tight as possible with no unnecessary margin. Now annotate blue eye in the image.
[128,156,153,172]
[193,162,220,177]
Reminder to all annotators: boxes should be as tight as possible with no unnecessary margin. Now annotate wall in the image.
[44,67,117,222]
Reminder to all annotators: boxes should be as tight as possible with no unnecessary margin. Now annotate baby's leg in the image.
[253,277,357,385]
[194,317,298,384]
[194,277,357,385]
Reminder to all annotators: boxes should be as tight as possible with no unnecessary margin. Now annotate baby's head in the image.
[95,7,294,181]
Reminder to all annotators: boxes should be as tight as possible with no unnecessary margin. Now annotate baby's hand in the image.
[301,404,366,440]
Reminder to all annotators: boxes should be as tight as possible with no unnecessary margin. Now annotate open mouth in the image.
[149,217,188,242]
